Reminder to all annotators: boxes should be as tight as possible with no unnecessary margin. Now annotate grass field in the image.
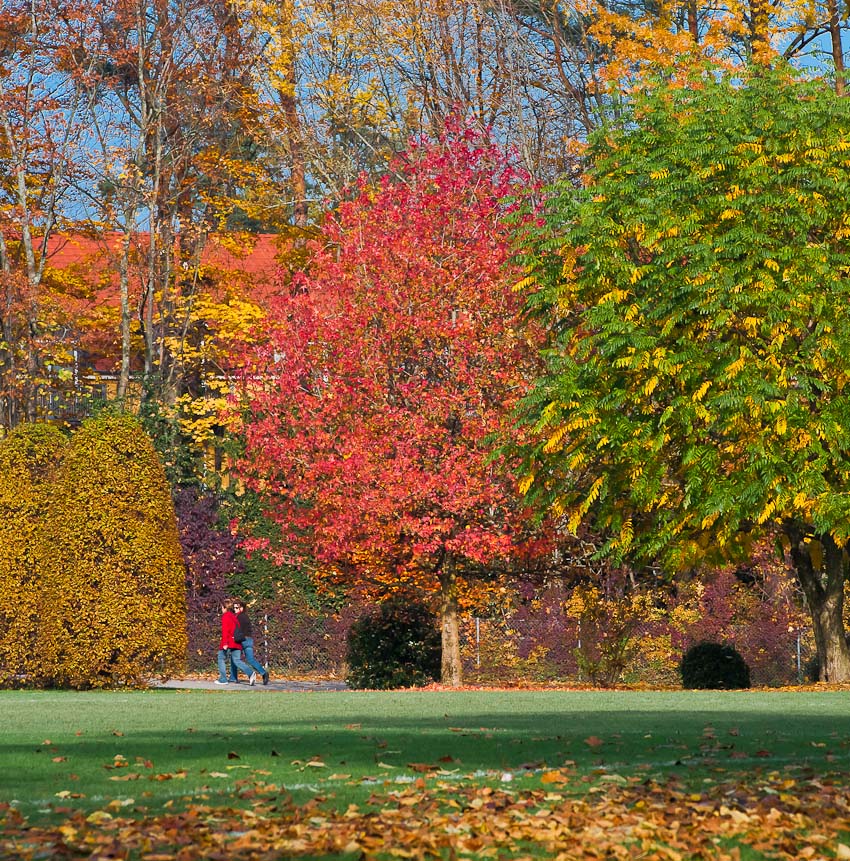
[3,688,850,858]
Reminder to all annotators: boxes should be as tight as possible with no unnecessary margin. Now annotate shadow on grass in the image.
[4,688,850,815]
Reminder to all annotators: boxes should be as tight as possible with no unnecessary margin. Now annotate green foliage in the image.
[139,383,204,488]
[346,596,441,690]
[219,487,324,607]
[0,417,187,689]
[515,65,850,567]
[680,642,751,690]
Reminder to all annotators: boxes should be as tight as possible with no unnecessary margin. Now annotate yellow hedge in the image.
[0,416,187,689]
[0,424,69,686]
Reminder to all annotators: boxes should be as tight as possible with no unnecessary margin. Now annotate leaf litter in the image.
[4,765,850,859]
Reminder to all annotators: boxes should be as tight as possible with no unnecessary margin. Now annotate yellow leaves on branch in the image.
[568,476,604,534]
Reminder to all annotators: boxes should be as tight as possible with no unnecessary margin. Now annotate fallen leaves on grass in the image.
[5,769,850,859]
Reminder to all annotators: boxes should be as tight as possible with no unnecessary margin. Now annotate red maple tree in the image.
[234,124,543,685]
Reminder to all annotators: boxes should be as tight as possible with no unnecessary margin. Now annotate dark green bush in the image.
[346,596,441,689]
[680,641,751,690]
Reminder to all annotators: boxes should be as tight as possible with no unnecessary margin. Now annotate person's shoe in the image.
[214,680,228,685]
[262,671,269,686]
[249,672,257,686]
[228,678,239,684]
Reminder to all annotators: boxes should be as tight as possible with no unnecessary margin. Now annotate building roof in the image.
[39,231,285,373]
[44,231,283,305]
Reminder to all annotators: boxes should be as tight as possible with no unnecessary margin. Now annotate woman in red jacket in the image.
[215,599,252,684]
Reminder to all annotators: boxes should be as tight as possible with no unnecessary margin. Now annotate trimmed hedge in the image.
[0,416,187,688]
[0,424,69,684]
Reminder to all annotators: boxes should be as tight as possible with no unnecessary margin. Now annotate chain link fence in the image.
[458,611,815,688]
[187,600,816,687]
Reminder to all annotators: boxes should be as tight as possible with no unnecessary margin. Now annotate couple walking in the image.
[217,599,269,686]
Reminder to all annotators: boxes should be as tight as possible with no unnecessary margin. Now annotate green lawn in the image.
[0,690,850,861]
[4,687,850,823]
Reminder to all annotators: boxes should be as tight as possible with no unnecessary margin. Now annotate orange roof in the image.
[44,231,283,305]
[39,232,285,374]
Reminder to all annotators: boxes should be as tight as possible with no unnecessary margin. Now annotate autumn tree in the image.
[75,0,270,406]
[234,126,543,686]
[0,0,105,427]
[514,66,850,681]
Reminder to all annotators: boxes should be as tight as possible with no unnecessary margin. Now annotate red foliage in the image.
[234,122,543,607]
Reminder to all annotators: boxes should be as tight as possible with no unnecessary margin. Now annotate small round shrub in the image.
[680,641,751,690]
[346,596,441,689]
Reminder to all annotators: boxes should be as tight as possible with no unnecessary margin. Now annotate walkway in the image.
[153,677,348,692]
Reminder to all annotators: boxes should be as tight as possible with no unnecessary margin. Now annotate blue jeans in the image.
[217,648,251,682]
[241,637,266,676]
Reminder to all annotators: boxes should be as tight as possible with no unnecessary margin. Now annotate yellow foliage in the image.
[0,425,69,685]
[0,417,187,689]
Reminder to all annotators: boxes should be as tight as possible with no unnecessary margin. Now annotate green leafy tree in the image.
[515,66,850,682]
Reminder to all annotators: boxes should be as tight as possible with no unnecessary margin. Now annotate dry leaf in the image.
[85,811,112,825]
[540,770,567,785]
[407,763,438,773]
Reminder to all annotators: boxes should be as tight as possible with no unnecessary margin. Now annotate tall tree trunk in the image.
[439,563,462,687]
[0,231,15,429]
[280,82,308,230]
[827,0,846,96]
[117,227,134,401]
[749,0,771,61]
[686,0,699,42]
[786,522,850,681]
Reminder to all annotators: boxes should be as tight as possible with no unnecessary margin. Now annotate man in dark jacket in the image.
[233,600,269,686]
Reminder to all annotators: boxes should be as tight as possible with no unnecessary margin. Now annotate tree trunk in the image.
[827,0,846,96]
[749,0,771,61]
[117,227,134,401]
[439,565,462,687]
[786,522,850,681]
[687,0,699,43]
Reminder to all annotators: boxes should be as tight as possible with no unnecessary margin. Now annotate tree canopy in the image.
[515,66,850,680]
[233,126,545,685]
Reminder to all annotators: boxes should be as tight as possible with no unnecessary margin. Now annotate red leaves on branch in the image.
[234,122,541,595]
